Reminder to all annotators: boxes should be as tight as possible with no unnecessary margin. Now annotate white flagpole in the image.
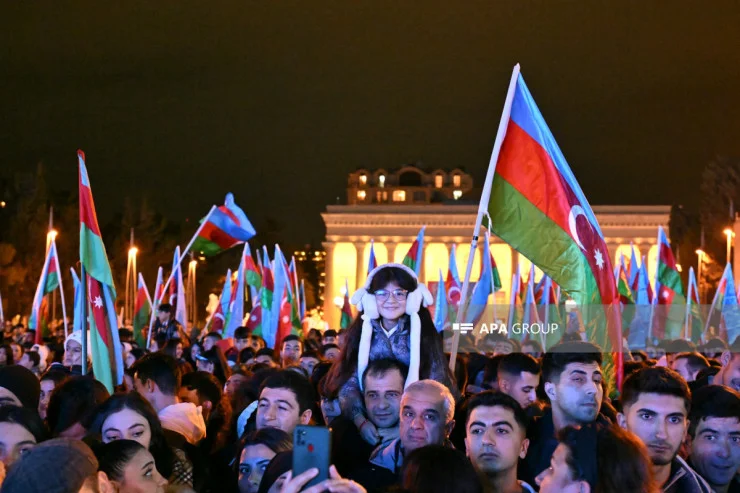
[146,205,217,343]
[450,63,521,371]
[51,241,69,338]
[684,267,694,341]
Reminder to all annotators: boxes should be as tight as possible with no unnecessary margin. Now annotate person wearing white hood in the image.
[59,330,92,373]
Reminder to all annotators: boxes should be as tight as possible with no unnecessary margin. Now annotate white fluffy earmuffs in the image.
[351,263,433,390]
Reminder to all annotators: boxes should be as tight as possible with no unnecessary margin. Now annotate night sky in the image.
[3,1,740,245]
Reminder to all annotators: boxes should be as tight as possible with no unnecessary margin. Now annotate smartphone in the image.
[293,425,331,489]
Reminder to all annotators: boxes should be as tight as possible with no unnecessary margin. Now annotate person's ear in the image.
[146,379,156,394]
[445,419,456,439]
[721,350,732,367]
[520,437,530,459]
[96,471,117,493]
[300,409,312,425]
[578,480,591,493]
[544,382,556,401]
[617,412,627,430]
[499,378,510,393]
[203,400,213,413]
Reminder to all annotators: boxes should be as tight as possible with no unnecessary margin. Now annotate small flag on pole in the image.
[402,227,425,276]
[192,193,256,257]
[133,273,152,348]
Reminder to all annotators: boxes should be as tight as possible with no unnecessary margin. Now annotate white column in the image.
[355,242,366,290]
[322,242,337,329]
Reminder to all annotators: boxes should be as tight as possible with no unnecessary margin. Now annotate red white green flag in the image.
[486,67,623,388]
[78,150,124,393]
[30,239,61,343]
[340,279,353,329]
[402,226,425,276]
[132,273,152,348]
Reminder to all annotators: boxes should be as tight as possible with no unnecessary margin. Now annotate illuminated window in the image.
[453,174,461,187]
[359,174,367,185]
[379,175,386,188]
[392,190,406,202]
[434,175,443,188]
[453,190,462,200]
[376,191,388,202]
[357,190,366,200]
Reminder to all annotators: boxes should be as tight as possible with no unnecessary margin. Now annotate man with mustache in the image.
[618,367,711,493]
[465,391,535,493]
[687,385,740,493]
[521,341,609,487]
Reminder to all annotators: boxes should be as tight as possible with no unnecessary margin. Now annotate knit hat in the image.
[350,263,433,391]
[0,438,99,493]
[0,365,41,409]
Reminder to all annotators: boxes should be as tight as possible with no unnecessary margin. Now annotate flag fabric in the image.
[299,280,306,321]
[274,247,301,349]
[245,244,261,302]
[402,226,425,276]
[652,226,686,341]
[487,70,623,388]
[519,265,541,342]
[628,256,654,349]
[70,268,83,334]
[340,279,353,330]
[707,264,740,343]
[466,232,495,324]
[153,267,164,308]
[210,269,232,332]
[0,289,3,327]
[628,244,640,288]
[368,240,378,276]
[192,193,256,257]
[686,267,704,343]
[78,150,124,393]
[225,245,247,337]
[133,273,152,347]
[30,240,61,343]
[488,245,503,293]
[616,257,635,334]
[433,269,448,332]
[253,246,276,347]
[169,247,188,327]
[507,264,524,327]
[446,244,462,308]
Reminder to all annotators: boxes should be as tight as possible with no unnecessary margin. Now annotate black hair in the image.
[281,335,302,347]
[256,348,276,360]
[198,347,231,385]
[239,347,256,364]
[320,344,339,357]
[132,352,181,396]
[234,327,250,340]
[260,370,316,414]
[361,358,409,390]
[401,445,483,493]
[0,405,48,443]
[482,354,505,388]
[24,351,41,367]
[310,362,334,393]
[238,427,292,462]
[162,339,183,360]
[0,344,14,365]
[666,339,696,354]
[40,368,70,386]
[128,347,147,364]
[541,341,603,384]
[47,376,110,436]
[88,392,175,479]
[621,366,691,414]
[95,439,148,482]
[323,330,337,338]
[688,385,740,438]
[205,332,223,341]
[465,390,528,433]
[300,350,320,360]
[157,303,172,313]
[522,339,543,353]
[497,353,540,379]
[674,352,710,374]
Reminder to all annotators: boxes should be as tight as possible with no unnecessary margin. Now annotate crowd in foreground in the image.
[0,264,740,493]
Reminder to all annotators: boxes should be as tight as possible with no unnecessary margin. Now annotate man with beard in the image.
[521,341,608,486]
[496,353,541,411]
[618,366,711,493]
[465,391,535,493]
[688,385,740,493]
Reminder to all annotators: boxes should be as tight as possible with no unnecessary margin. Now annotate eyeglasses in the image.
[373,289,408,301]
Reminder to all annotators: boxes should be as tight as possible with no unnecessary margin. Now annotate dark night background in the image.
[3,1,740,245]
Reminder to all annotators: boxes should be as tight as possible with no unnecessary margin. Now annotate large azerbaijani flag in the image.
[30,239,61,343]
[78,150,124,393]
[486,67,623,387]
[132,273,152,348]
[402,226,425,276]
[192,193,256,257]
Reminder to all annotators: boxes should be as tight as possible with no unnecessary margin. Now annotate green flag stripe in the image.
[80,223,116,291]
[90,314,114,393]
[657,263,683,294]
[44,272,59,294]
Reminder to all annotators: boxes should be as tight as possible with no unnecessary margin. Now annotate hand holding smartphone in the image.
[292,425,331,489]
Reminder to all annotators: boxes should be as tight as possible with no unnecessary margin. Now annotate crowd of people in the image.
[0,263,739,493]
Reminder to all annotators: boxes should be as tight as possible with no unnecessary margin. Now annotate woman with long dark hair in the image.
[95,439,168,493]
[325,264,456,445]
[88,392,193,488]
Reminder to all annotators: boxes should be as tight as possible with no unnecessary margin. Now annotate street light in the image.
[724,228,735,266]
[47,229,58,241]
[128,246,138,257]
[696,249,705,304]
